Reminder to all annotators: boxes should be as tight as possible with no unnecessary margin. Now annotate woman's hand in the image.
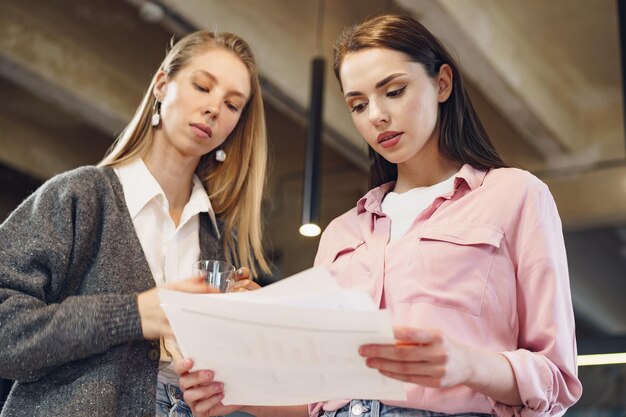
[360,326,521,405]
[176,358,243,417]
[359,327,473,388]
[229,266,261,292]
[137,277,217,340]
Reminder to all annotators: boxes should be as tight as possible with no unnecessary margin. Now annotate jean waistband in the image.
[324,400,493,417]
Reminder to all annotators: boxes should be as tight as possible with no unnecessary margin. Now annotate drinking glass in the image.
[192,260,236,293]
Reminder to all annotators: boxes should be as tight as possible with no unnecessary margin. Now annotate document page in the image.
[159,267,406,405]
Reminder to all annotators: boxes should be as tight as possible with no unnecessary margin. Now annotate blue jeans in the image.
[323,400,493,417]
[155,382,193,417]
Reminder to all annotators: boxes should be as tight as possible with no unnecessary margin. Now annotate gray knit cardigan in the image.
[0,166,223,417]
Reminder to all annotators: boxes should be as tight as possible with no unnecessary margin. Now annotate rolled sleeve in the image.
[492,349,568,416]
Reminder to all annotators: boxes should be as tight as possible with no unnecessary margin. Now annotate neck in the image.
[394,135,462,193]
[143,134,200,225]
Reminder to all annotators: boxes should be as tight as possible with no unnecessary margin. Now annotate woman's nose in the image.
[368,101,389,127]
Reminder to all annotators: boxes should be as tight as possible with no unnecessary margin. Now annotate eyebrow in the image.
[344,73,407,98]
[193,69,248,100]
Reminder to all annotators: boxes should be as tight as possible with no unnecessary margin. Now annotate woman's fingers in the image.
[362,327,475,388]
[359,341,445,363]
[179,369,215,390]
[174,358,194,376]
[231,266,260,291]
[365,357,446,378]
[167,276,219,294]
[234,267,251,280]
[182,382,224,404]
[229,279,261,292]
[393,327,440,345]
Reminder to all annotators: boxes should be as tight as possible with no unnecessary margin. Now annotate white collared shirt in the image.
[114,158,217,287]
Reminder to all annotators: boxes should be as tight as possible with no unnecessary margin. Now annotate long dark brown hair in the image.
[334,14,507,189]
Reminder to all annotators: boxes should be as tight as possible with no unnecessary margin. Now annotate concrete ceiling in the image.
[0,2,625,407]
[154,0,626,231]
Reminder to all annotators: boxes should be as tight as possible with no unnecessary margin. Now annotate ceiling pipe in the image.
[617,0,626,158]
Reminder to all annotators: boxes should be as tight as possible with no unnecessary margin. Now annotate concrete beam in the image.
[399,0,624,163]
[0,1,144,136]
[397,0,567,159]
[0,115,106,180]
[543,164,626,230]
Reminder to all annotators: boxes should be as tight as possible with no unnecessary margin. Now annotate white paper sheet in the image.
[159,267,406,406]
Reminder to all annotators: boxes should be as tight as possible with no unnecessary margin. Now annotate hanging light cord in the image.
[315,0,325,57]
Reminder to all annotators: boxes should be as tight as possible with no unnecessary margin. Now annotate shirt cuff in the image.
[491,349,565,417]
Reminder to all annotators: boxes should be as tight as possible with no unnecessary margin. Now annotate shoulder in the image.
[324,206,360,236]
[482,167,558,226]
[46,165,114,189]
[315,206,363,266]
[39,166,117,198]
[27,166,121,215]
[483,167,550,199]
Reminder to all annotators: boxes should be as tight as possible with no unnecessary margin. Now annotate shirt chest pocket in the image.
[400,224,503,316]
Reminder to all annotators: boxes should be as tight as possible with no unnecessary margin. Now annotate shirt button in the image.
[147,348,160,361]
[351,404,366,416]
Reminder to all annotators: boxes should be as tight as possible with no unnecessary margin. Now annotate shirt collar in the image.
[357,182,395,215]
[186,175,221,239]
[453,163,489,191]
[115,158,220,237]
[356,164,488,215]
[115,158,163,220]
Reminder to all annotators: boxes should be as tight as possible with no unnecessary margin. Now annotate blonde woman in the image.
[0,31,269,417]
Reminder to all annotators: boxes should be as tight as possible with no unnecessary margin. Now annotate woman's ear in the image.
[153,70,168,102]
[437,64,453,103]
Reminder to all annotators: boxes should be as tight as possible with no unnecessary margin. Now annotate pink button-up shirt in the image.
[310,165,582,417]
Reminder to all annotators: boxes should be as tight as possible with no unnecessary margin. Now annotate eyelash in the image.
[194,83,240,112]
[193,83,209,93]
[386,86,406,98]
[351,103,367,113]
[350,86,407,113]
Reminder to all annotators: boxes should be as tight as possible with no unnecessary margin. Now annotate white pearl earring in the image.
[151,101,161,127]
[215,149,226,162]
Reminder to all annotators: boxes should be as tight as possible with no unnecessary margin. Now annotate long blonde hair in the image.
[99,31,270,277]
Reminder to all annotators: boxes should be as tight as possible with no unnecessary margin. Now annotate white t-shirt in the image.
[381,174,456,241]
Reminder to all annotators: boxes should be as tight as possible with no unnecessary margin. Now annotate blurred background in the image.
[0,0,625,415]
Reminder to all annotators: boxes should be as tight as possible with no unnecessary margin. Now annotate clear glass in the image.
[192,260,236,293]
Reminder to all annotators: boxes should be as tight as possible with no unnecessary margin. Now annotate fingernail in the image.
[202,371,213,381]
[183,359,192,367]
[359,347,369,356]
[236,268,244,275]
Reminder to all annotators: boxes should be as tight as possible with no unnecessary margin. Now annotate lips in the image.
[190,123,213,138]
[377,131,402,143]
[377,131,402,149]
